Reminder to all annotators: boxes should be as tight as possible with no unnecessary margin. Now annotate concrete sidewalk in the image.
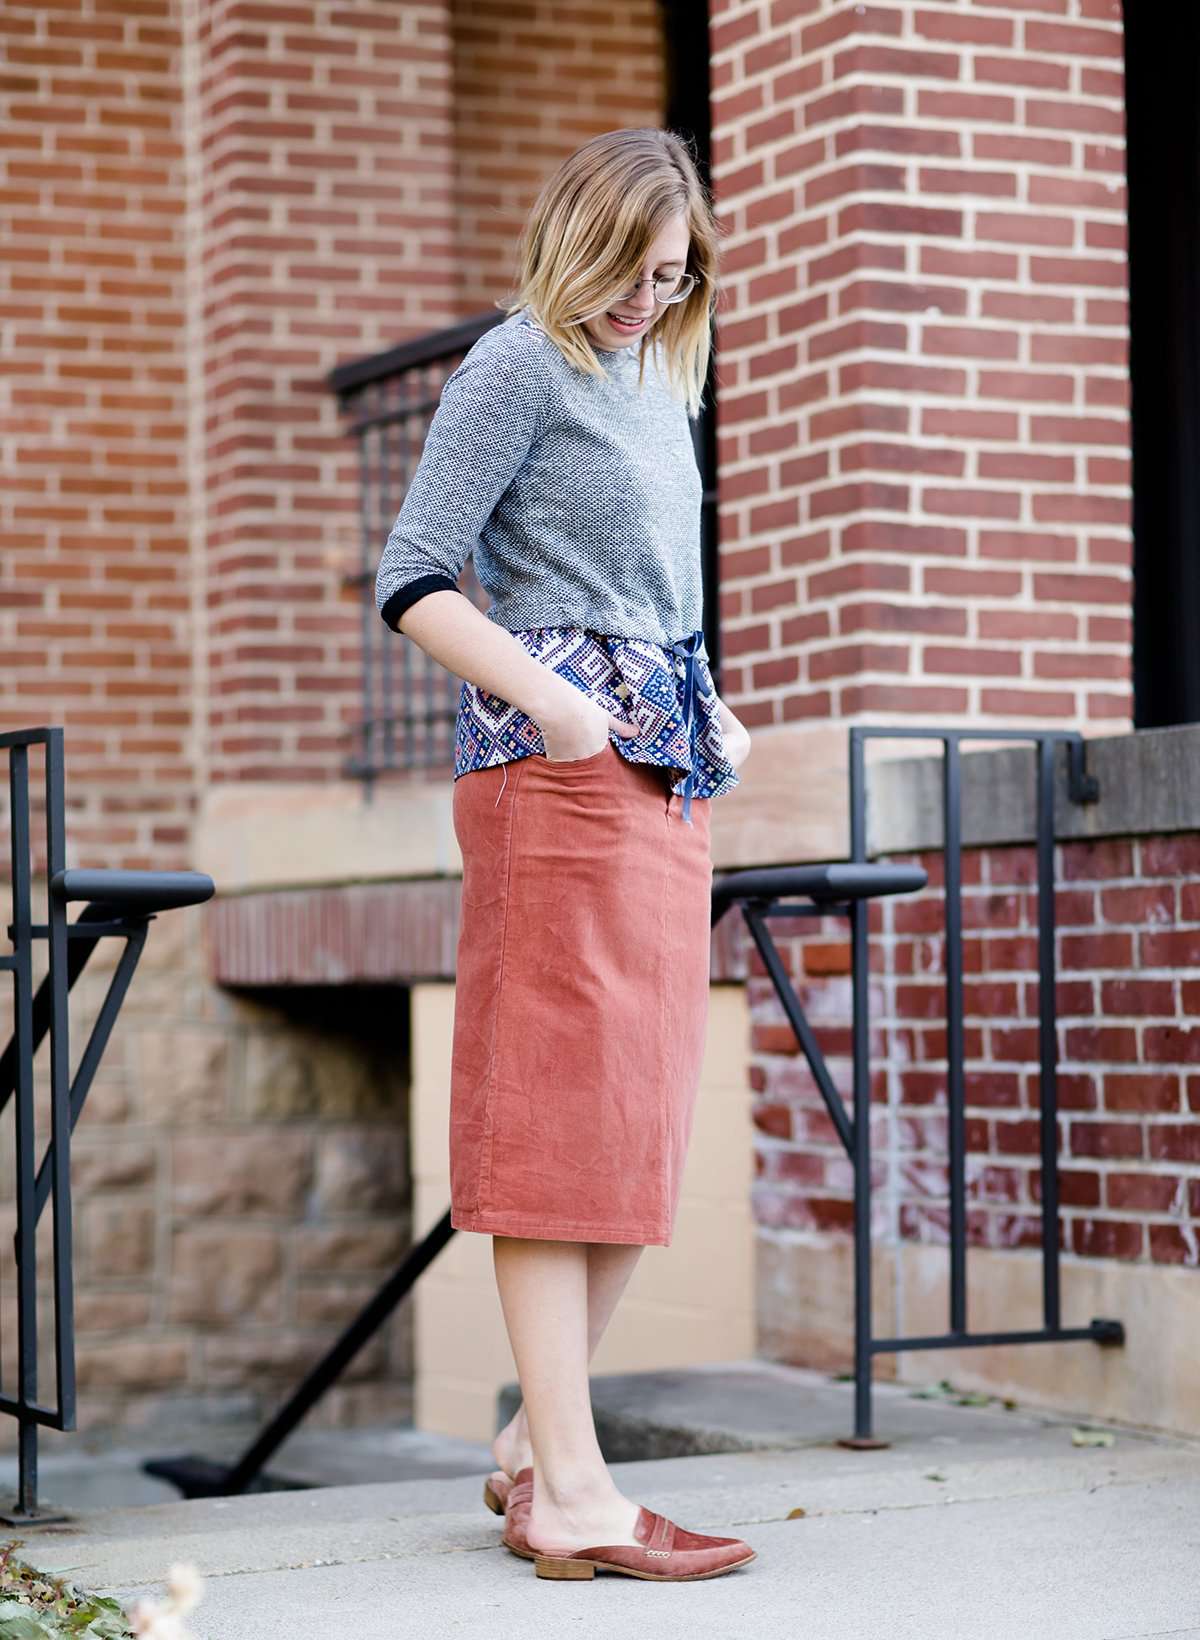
[13,1367,1200,1640]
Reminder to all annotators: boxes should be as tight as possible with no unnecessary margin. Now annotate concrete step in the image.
[12,1371,1198,1640]
[0,1425,496,1516]
[9,1355,1179,1519]
[499,1356,1018,1459]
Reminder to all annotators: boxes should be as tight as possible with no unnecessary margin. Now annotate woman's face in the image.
[581,211,691,352]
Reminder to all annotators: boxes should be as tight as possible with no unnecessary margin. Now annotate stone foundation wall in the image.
[0,901,413,1452]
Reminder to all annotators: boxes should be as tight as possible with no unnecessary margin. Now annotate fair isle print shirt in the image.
[454,626,739,824]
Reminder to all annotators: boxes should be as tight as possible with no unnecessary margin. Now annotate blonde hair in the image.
[500,128,721,420]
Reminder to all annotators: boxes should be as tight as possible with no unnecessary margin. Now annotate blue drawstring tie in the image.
[667,627,707,826]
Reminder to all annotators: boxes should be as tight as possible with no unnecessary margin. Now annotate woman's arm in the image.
[396,590,637,762]
[375,335,548,631]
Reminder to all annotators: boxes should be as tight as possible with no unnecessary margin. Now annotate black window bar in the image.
[0,726,214,1522]
[142,723,1124,1499]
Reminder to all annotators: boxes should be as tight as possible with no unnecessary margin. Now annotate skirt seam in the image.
[472,758,524,1219]
[658,795,675,1235]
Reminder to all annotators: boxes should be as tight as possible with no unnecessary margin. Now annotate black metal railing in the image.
[143,723,1126,1493]
[0,727,214,1520]
[327,311,723,787]
[837,727,1120,1441]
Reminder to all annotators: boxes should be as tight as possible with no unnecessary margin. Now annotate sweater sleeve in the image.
[374,326,550,631]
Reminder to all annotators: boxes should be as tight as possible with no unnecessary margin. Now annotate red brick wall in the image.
[709,0,1131,734]
[749,833,1200,1268]
[195,0,457,788]
[0,0,194,869]
[452,2,665,317]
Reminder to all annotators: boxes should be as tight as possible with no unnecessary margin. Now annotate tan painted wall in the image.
[409,981,755,1441]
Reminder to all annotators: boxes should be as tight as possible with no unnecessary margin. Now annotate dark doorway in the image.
[1124,3,1200,727]
[659,0,722,685]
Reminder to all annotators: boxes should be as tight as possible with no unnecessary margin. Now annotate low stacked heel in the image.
[534,1556,594,1580]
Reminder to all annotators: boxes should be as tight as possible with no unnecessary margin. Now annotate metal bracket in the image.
[1067,737,1101,805]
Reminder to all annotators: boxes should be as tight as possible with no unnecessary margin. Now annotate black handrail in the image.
[840,726,1120,1445]
[0,727,214,1522]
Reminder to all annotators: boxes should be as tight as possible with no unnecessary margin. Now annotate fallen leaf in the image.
[1071,1426,1115,1447]
[786,1506,807,1519]
[908,1378,959,1400]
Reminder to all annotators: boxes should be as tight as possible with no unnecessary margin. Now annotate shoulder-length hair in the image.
[500,127,721,421]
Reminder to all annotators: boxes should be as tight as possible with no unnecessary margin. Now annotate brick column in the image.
[0,0,195,868]
[709,0,1130,741]
[189,0,458,786]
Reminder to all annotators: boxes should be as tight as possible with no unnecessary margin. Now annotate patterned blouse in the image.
[454,624,739,825]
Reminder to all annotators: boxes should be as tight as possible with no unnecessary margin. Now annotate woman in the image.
[375,127,755,1582]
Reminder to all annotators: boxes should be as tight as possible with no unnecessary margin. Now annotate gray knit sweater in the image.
[374,307,704,648]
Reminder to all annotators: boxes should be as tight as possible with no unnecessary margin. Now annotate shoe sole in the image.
[533,1550,757,1581]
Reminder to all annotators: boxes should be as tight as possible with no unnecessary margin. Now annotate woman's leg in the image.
[492,1236,645,1552]
[491,1241,644,1478]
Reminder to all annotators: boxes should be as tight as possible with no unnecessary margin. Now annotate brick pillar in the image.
[190,0,458,786]
[0,0,195,869]
[709,0,1130,740]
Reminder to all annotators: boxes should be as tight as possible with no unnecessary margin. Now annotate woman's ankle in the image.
[492,1399,538,1477]
[526,1487,641,1550]
[533,1465,623,1514]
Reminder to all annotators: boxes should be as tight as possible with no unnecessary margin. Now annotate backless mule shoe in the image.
[483,1471,512,1515]
[531,1504,755,1581]
[500,1469,535,1560]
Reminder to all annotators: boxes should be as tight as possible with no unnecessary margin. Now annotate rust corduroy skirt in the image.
[449,738,713,1246]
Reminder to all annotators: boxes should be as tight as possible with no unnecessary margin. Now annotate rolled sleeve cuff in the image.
[380,575,464,631]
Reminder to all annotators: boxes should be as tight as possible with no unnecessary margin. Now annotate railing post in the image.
[8,745,41,1520]
[1037,735,1063,1331]
[943,735,967,1338]
[0,727,214,1521]
[845,731,884,1445]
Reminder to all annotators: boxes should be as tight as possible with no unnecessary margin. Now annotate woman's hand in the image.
[715,694,752,772]
[538,691,639,763]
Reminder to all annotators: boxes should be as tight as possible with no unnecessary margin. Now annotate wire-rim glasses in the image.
[611,271,697,306]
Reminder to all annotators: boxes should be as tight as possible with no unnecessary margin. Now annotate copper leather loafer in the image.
[500,1467,535,1559]
[531,1504,755,1581]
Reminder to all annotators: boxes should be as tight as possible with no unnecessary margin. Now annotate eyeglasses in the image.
[611,271,697,305]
